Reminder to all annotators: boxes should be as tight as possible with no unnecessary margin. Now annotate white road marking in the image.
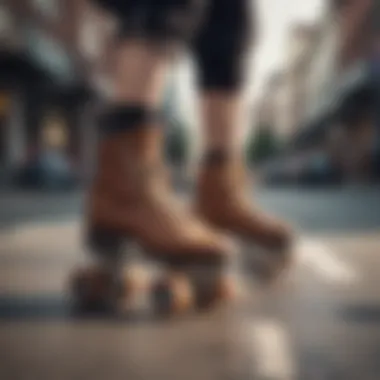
[249,318,296,380]
[240,237,355,380]
[297,238,358,284]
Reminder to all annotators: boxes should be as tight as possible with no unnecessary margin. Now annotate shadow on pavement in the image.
[0,295,240,324]
[0,295,172,324]
[340,305,380,324]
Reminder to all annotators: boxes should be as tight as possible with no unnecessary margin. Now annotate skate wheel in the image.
[272,251,293,284]
[152,273,194,316]
[195,273,237,310]
[257,246,294,287]
[70,266,130,312]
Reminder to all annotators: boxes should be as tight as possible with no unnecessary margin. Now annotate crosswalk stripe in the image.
[249,318,296,380]
[297,238,358,284]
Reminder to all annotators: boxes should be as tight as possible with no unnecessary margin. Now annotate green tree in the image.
[246,124,280,165]
[164,119,189,166]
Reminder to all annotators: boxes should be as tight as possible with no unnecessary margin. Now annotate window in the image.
[0,5,13,34]
[371,1,380,33]
[26,27,73,81]
[32,0,60,20]
[80,17,100,59]
[333,0,352,10]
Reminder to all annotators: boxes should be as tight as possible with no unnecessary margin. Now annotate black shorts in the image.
[93,0,255,90]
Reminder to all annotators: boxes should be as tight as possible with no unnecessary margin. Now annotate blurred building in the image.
[282,24,319,139]
[254,23,322,155]
[256,72,284,129]
[289,0,380,183]
[337,0,373,70]
[334,0,378,181]
[0,0,113,184]
[302,5,340,136]
[255,23,320,148]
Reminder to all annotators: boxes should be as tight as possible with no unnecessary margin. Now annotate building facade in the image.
[289,0,380,183]
[272,24,320,142]
[0,0,112,184]
[303,4,340,128]
[255,72,283,130]
[333,0,378,181]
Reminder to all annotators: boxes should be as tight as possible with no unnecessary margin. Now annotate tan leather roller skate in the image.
[71,123,238,317]
[195,152,294,286]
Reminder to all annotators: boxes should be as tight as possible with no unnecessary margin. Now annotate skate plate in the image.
[70,260,241,319]
[241,239,294,288]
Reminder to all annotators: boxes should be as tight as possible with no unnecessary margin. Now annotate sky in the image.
[172,0,326,126]
[254,0,326,94]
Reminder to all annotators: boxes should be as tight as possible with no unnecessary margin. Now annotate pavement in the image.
[0,186,380,380]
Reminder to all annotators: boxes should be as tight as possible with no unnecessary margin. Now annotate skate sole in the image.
[241,238,294,289]
[70,263,238,318]
[69,228,240,318]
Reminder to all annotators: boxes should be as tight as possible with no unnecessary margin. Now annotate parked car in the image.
[262,158,303,186]
[263,153,342,187]
[14,150,77,191]
[297,153,342,186]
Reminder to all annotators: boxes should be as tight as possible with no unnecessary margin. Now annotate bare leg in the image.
[112,40,167,106]
[74,0,235,315]
[201,92,243,153]
[194,0,294,284]
[89,19,232,270]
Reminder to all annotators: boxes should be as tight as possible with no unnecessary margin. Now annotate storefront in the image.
[0,27,94,185]
[0,92,11,164]
[336,61,377,181]
[289,59,378,182]
[369,29,380,177]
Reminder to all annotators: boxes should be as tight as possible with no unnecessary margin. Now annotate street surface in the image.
[0,186,380,380]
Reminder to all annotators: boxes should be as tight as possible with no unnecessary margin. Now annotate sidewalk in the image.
[0,189,83,229]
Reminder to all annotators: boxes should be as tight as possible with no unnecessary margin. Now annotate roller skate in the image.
[70,123,238,318]
[195,151,294,287]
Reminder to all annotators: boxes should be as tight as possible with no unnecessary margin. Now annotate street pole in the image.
[5,90,26,179]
